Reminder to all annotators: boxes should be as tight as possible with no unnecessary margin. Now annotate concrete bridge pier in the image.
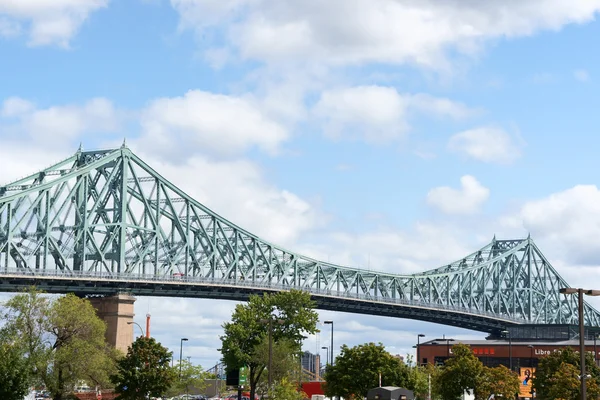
[89,294,136,353]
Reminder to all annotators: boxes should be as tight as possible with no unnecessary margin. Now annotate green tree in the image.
[323,342,410,399]
[533,346,600,400]
[0,337,31,400]
[2,289,118,400]
[220,290,319,400]
[252,336,301,396]
[435,343,483,400]
[167,359,211,397]
[269,377,306,400]
[406,363,434,400]
[111,336,176,400]
[476,365,520,400]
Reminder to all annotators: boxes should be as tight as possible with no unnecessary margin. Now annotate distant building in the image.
[302,351,318,374]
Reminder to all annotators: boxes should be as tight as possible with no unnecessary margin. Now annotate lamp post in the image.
[260,317,284,390]
[179,338,188,377]
[127,321,145,337]
[559,288,600,400]
[322,346,329,367]
[324,321,334,365]
[417,334,425,367]
[502,330,512,371]
[595,333,598,367]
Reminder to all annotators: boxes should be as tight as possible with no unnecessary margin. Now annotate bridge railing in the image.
[0,268,526,324]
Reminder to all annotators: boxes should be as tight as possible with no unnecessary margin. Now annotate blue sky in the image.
[3,0,600,370]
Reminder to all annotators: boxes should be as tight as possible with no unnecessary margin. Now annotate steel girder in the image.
[1,146,599,332]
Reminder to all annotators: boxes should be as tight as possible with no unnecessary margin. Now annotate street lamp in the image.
[595,333,599,367]
[322,346,329,367]
[260,317,285,390]
[324,321,334,365]
[417,334,425,367]
[179,338,188,377]
[127,321,145,337]
[559,287,600,400]
[502,330,512,371]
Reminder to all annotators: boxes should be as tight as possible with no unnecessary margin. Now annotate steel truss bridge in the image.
[1,146,599,334]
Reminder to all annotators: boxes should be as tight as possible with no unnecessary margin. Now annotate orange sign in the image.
[519,367,535,398]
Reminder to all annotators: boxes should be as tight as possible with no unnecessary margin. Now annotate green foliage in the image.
[1,288,118,400]
[0,338,31,400]
[269,377,306,400]
[167,359,211,397]
[323,342,409,399]
[475,365,520,400]
[111,336,176,400]
[252,336,301,395]
[406,364,435,400]
[435,343,483,400]
[533,346,600,400]
[220,289,319,400]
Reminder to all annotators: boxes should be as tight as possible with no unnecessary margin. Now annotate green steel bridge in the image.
[1,146,599,334]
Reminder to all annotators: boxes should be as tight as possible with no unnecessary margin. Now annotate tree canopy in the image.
[0,336,31,400]
[1,289,118,400]
[323,342,410,399]
[533,346,600,400]
[111,336,176,400]
[167,359,211,397]
[435,343,483,400]
[476,365,520,400]
[220,289,319,400]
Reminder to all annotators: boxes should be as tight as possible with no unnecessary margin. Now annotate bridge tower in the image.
[89,294,136,353]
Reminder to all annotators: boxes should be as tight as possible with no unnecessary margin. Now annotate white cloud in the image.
[137,153,323,247]
[0,97,120,148]
[574,68,590,82]
[313,86,409,143]
[408,94,478,120]
[516,185,600,265]
[312,86,477,143]
[171,0,600,68]
[138,90,288,159]
[448,126,522,164]
[426,175,490,215]
[0,0,108,47]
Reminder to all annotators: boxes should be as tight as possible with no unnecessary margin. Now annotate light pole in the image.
[260,317,284,390]
[127,321,144,337]
[595,333,598,367]
[560,288,600,400]
[417,334,425,366]
[179,338,188,377]
[322,346,329,367]
[502,330,512,371]
[324,321,334,365]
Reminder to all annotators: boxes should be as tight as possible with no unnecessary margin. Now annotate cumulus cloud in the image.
[312,86,477,143]
[0,96,120,148]
[515,185,600,265]
[136,153,323,247]
[138,90,288,160]
[171,0,600,68]
[426,175,490,215]
[0,0,108,47]
[313,86,409,143]
[448,126,523,164]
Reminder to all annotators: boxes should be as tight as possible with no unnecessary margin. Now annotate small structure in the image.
[367,386,414,400]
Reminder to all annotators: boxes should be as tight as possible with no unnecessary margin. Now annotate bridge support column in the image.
[89,294,136,354]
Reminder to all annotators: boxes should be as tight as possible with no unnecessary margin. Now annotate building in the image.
[417,325,600,399]
[302,351,323,380]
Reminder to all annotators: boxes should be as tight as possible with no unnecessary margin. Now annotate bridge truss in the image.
[1,146,599,334]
